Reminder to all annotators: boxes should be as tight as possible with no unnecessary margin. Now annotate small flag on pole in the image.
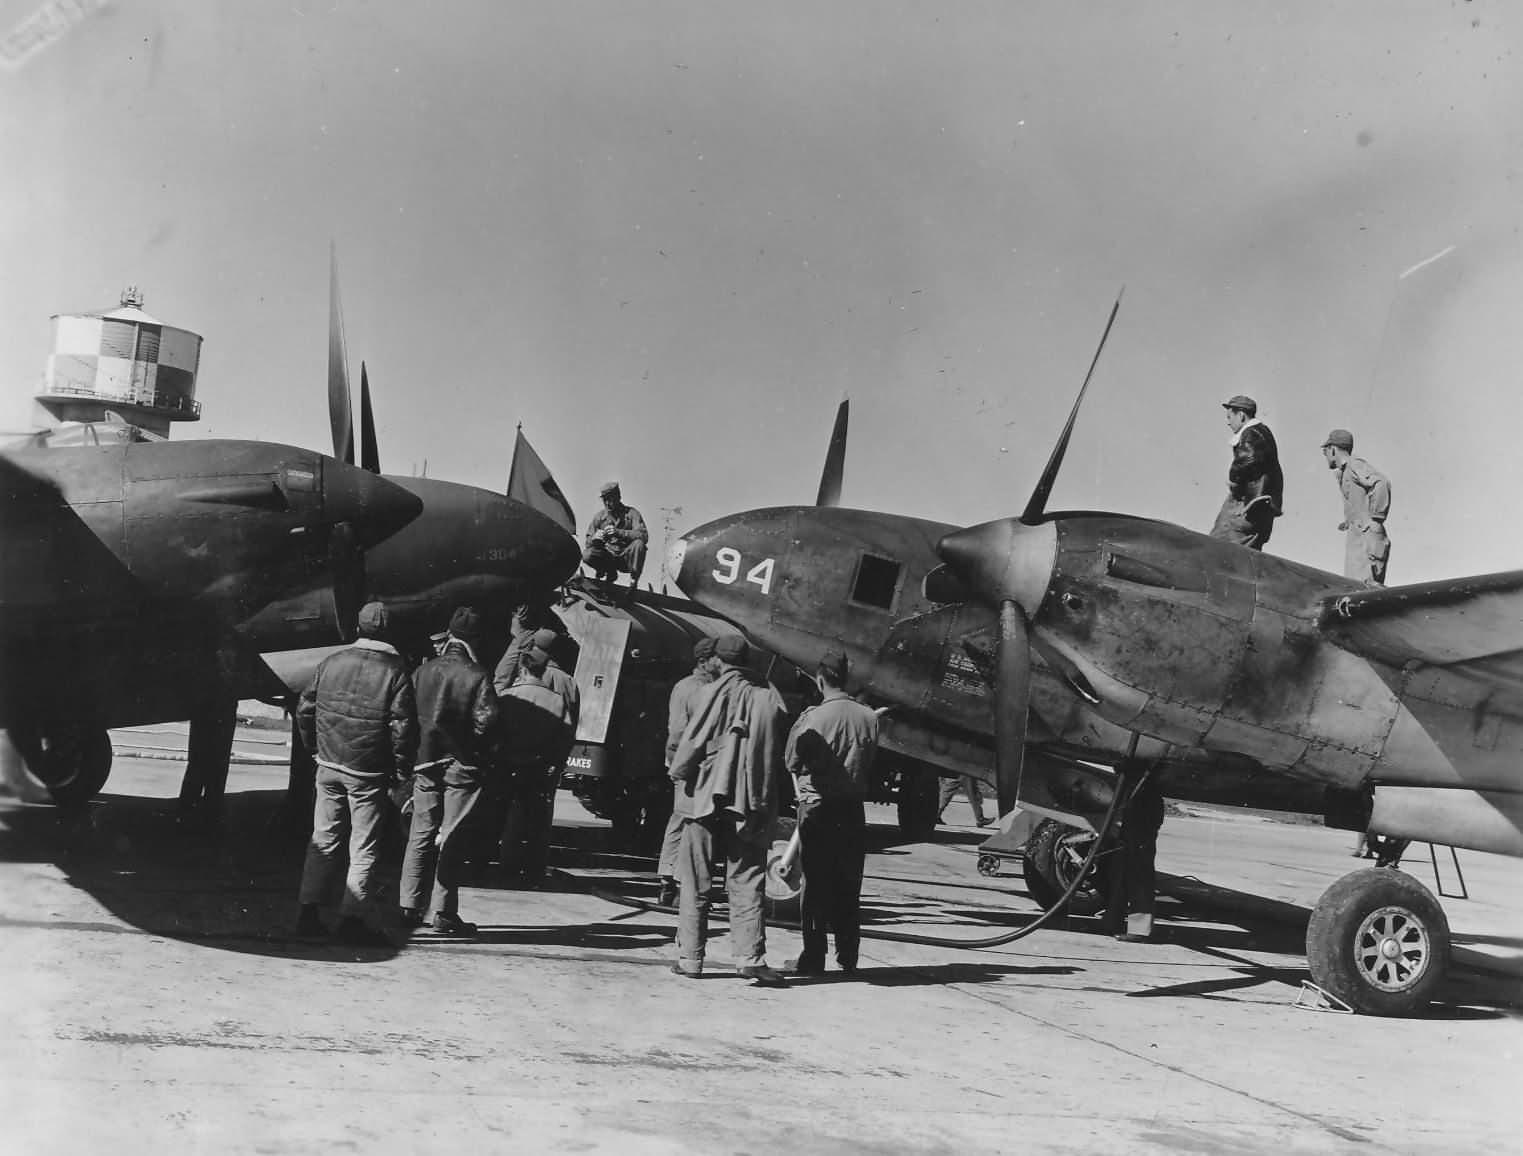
[507,427,577,535]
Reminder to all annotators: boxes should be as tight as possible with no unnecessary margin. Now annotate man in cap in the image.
[584,482,649,587]
[492,599,567,696]
[1322,429,1392,587]
[784,649,879,977]
[668,635,790,986]
[399,606,500,936]
[654,636,721,906]
[294,601,418,946]
[498,631,579,883]
[1209,395,1284,550]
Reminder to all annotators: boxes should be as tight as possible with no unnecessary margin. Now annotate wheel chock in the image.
[1294,980,1354,1014]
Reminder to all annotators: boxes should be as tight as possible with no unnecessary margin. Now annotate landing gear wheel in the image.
[1023,818,1107,916]
[1306,868,1449,1017]
[977,853,1002,877]
[896,767,939,841]
[23,728,114,809]
[764,816,801,919]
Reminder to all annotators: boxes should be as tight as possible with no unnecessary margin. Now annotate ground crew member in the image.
[498,636,578,883]
[668,635,790,986]
[294,601,417,946]
[937,775,990,827]
[1101,764,1166,942]
[1209,395,1283,550]
[492,599,566,696]
[1321,429,1392,587]
[655,637,720,906]
[784,649,879,977]
[584,481,649,586]
[399,606,499,937]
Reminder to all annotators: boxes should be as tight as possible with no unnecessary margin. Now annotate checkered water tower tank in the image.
[36,287,202,437]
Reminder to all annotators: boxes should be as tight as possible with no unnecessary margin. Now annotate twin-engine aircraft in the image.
[669,298,1523,1016]
[0,437,421,803]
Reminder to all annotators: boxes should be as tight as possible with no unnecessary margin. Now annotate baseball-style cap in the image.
[1321,429,1354,451]
[1222,395,1257,416]
[715,635,749,664]
[356,601,389,639]
[693,637,717,661]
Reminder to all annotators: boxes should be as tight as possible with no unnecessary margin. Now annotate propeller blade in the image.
[993,599,1030,816]
[814,398,849,507]
[1020,288,1124,525]
[328,243,354,465]
[359,362,380,474]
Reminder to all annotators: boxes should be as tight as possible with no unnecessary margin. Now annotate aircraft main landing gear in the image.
[5,725,113,808]
[1022,818,1109,916]
[1305,867,1450,1017]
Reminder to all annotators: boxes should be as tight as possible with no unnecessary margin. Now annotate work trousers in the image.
[656,784,686,878]
[1104,783,1166,928]
[1209,497,1275,550]
[584,539,647,584]
[937,775,986,822]
[298,765,390,917]
[675,812,768,968]
[399,763,446,912]
[433,764,488,917]
[1345,523,1391,587]
[501,761,559,880]
[401,761,487,916]
[798,797,866,969]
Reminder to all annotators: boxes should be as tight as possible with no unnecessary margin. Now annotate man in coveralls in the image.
[1321,428,1392,587]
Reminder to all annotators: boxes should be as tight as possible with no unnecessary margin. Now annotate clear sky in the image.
[2,1,1518,583]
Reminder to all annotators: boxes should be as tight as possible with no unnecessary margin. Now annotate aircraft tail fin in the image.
[815,398,849,507]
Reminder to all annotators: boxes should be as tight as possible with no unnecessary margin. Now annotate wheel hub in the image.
[1355,905,1431,992]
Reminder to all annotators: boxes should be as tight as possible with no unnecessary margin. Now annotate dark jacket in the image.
[297,638,418,781]
[414,640,499,772]
[498,669,577,771]
[669,667,789,825]
[1227,420,1284,515]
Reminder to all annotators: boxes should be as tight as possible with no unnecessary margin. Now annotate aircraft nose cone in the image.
[936,518,1058,615]
[323,460,423,545]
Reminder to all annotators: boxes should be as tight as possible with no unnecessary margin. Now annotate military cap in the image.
[599,480,621,497]
[1321,429,1354,451]
[818,648,849,683]
[448,605,484,643]
[693,637,717,662]
[714,635,749,665]
[1221,395,1257,416]
[530,627,560,651]
[356,601,389,639]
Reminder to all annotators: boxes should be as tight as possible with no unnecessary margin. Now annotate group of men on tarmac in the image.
[292,600,579,947]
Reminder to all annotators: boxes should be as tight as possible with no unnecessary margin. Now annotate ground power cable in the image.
[572,785,1127,951]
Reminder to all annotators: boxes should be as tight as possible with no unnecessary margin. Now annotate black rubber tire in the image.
[896,767,940,842]
[38,729,113,809]
[1023,818,1107,916]
[1306,868,1450,1017]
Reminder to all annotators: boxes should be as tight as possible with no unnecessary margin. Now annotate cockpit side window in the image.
[850,553,902,611]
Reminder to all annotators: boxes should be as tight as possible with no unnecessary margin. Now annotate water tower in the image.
[34,287,202,438]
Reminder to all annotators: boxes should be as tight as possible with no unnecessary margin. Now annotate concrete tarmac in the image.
[1,746,1519,1154]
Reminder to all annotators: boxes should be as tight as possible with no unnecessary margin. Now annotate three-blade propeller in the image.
[936,290,1123,817]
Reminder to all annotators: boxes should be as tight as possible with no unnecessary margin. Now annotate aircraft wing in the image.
[1318,570,1523,711]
